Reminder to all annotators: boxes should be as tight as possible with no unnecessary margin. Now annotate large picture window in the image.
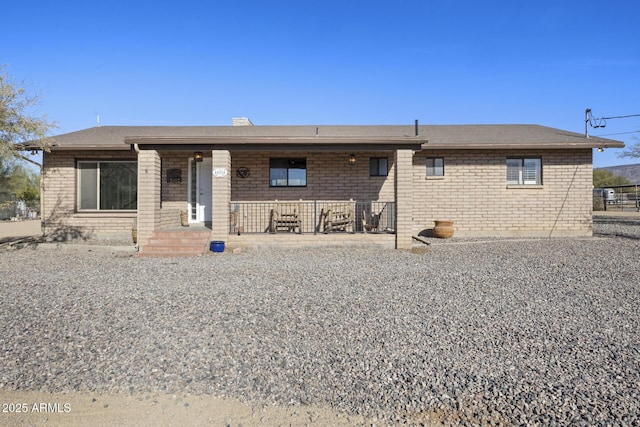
[78,161,137,210]
[269,158,307,187]
[506,158,542,185]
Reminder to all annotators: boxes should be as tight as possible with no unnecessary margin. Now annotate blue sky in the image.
[2,0,639,167]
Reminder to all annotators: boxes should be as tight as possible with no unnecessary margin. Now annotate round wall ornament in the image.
[236,167,250,178]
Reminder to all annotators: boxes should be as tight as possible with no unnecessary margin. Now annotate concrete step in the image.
[142,243,208,252]
[139,244,208,257]
[138,252,205,257]
[138,247,207,257]
[148,237,210,245]
[139,229,211,257]
[151,230,211,239]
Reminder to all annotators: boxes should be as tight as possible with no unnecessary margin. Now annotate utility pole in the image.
[585,108,591,138]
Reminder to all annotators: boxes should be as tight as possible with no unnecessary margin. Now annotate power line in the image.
[585,108,640,137]
[594,130,640,137]
[601,114,640,120]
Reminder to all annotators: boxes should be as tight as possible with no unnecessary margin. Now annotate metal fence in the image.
[593,185,640,212]
[229,200,395,234]
[0,193,40,220]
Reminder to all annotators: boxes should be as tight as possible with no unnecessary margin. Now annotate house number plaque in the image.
[212,167,228,178]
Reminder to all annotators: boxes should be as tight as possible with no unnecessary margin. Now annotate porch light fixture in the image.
[597,147,604,153]
[194,151,204,162]
[348,154,357,165]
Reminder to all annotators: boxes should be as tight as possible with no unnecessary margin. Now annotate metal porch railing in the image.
[229,200,395,235]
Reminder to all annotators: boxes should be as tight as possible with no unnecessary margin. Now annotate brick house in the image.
[38,121,623,253]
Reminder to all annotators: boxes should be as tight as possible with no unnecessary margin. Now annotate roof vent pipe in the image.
[415,119,419,137]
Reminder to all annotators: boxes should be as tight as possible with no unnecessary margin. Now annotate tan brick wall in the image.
[211,150,231,241]
[41,148,594,243]
[395,149,414,249]
[159,209,181,229]
[230,151,395,202]
[137,150,162,246]
[160,151,190,214]
[41,151,137,240]
[228,151,397,237]
[412,149,593,237]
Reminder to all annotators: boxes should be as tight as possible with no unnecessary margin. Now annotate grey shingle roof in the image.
[420,124,623,149]
[42,124,624,151]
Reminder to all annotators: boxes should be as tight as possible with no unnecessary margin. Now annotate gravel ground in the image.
[1,217,639,426]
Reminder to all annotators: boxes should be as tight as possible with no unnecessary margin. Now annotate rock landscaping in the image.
[0,216,638,425]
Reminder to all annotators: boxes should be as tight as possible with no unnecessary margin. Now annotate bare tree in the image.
[618,134,640,159]
[0,66,55,161]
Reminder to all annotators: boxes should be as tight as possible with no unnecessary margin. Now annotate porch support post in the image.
[137,149,161,248]
[394,148,414,250]
[211,149,231,242]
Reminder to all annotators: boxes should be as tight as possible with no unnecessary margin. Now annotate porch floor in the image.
[162,224,211,232]
[226,231,395,249]
[145,225,395,253]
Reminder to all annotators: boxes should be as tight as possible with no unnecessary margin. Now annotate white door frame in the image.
[187,157,212,223]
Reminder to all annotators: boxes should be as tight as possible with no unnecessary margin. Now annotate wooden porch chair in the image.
[271,200,302,233]
[323,200,355,233]
[230,210,243,235]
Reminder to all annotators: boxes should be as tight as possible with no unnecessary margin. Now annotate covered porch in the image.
[129,127,424,252]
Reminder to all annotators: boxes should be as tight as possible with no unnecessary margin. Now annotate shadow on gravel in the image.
[593,216,640,240]
[0,235,45,250]
[594,232,640,240]
[595,217,640,226]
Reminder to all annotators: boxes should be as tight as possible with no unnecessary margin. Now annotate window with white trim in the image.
[77,161,138,210]
[426,157,444,177]
[506,158,541,185]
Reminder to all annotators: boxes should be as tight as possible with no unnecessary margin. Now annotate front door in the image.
[188,157,212,223]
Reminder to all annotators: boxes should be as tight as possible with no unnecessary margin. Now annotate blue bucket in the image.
[210,241,225,253]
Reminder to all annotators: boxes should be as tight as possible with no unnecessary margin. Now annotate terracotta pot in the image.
[433,220,454,238]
